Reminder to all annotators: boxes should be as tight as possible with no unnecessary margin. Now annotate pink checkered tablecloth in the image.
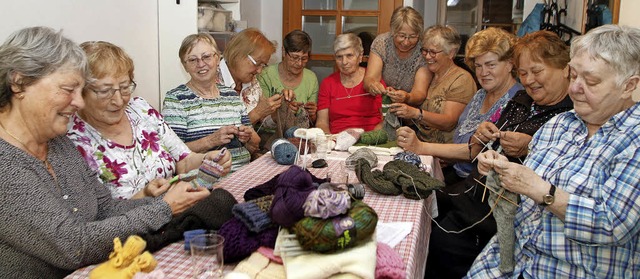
[66,150,442,279]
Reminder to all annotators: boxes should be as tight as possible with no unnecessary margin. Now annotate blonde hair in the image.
[223,28,275,69]
[465,27,516,71]
[178,33,219,61]
[80,41,134,82]
[390,6,424,40]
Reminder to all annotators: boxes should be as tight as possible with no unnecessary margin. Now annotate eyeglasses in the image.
[184,53,217,67]
[394,33,419,41]
[420,47,444,57]
[247,54,268,69]
[90,81,137,99]
[286,52,309,63]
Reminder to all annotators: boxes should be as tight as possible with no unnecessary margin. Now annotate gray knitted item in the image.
[345,148,378,170]
[382,113,400,141]
[486,171,518,273]
[355,158,402,195]
[382,160,445,200]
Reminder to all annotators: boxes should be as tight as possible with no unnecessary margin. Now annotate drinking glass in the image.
[190,233,224,279]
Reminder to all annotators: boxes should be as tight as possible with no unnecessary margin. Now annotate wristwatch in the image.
[540,184,556,206]
[415,108,424,122]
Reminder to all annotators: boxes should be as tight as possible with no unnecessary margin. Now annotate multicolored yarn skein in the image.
[271,138,298,165]
[292,200,378,253]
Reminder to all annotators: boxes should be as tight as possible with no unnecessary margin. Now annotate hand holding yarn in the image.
[209,125,239,147]
[142,178,170,198]
[162,180,210,215]
[237,125,254,144]
[395,126,419,153]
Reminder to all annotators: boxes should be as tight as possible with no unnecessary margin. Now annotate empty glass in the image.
[190,233,224,279]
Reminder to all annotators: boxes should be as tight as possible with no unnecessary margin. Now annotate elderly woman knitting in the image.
[468,24,640,278]
[400,30,574,278]
[0,26,213,279]
[391,25,477,144]
[67,40,231,199]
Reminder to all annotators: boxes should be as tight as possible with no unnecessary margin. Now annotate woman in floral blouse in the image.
[67,41,230,199]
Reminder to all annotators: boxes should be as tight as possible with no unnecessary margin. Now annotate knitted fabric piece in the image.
[358,129,389,145]
[382,160,445,200]
[234,252,270,277]
[345,148,378,170]
[355,158,402,195]
[140,188,237,252]
[375,242,405,279]
[335,128,364,151]
[292,200,378,253]
[232,195,274,233]
[270,166,318,228]
[257,262,285,279]
[303,189,351,219]
[281,231,377,279]
[218,217,279,263]
[196,155,226,189]
[183,229,207,250]
[382,112,400,141]
[486,171,518,273]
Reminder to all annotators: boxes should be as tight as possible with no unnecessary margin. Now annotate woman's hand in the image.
[143,178,171,197]
[203,150,231,177]
[209,125,238,147]
[304,102,317,123]
[386,87,409,103]
[396,126,421,153]
[497,131,532,158]
[236,125,253,144]
[481,151,548,198]
[367,81,387,95]
[473,122,500,146]
[388,103,419,120]
[162,181,210,215]
[255,94,283,119]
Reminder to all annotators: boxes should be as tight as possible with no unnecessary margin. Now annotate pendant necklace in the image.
[0,120,56,179]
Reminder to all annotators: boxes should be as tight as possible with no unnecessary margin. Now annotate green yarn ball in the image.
[292,200,378,253]
[358,129,388,145]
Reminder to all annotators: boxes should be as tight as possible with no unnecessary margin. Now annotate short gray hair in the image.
[0,26,89,109]
[423,25,461,55]
[333,33,363,55]
[571,24,640,86]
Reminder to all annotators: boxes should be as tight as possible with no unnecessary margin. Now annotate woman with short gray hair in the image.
[316,33,383,134]
[0,27,219,278]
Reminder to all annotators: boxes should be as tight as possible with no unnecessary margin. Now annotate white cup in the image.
[190,233,225,279]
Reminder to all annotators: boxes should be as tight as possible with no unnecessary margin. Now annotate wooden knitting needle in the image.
[473,178,518,206]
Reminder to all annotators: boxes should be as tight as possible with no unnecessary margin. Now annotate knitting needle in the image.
[472,120,510,163]
[473,178,518,206]
[335,93,371,100]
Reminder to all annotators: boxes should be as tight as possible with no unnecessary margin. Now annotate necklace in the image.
[430,65,454,88]
[0,121,52,170]
[188,81,218,98]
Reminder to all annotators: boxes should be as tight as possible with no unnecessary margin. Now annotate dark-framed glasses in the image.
[286,52,309,63]
[420,47,444,57]
[91,81,137,99]
[184,53,217,67]
[247,54,268,69]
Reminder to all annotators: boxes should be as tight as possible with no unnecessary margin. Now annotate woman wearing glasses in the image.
[1,27,217,278]
[257,30,318,148]
[391,25,477,144]
[66,40,231,200]
[218,28,295,128]
[162,33,258,173]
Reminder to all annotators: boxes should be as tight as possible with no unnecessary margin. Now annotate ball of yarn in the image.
[270,166,317,228]
[271,138,297,165]
[303,189,351,219]
[284,126,300,139]
[358,130,388,145]
[375,242,406,279]
[345,148,378,170]
[393,151,422,168]
[292,200,378,253]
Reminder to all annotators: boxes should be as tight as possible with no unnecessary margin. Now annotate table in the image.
[67,150,442,279]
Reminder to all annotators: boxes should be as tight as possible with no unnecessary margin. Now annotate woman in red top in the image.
[316,33,384,134]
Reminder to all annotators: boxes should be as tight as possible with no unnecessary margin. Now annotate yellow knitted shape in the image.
[89,235,148,279]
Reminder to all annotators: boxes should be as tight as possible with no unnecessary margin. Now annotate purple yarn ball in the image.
[270,166,317,228]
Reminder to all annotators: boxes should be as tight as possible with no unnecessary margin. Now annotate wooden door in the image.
[283,0,403,81]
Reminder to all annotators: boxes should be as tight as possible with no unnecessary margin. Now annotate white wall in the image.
[241,0,284,63]
[619,0,640,27]
[0,0,195,109]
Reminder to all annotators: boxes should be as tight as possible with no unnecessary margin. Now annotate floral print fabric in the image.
[66,97,191,199]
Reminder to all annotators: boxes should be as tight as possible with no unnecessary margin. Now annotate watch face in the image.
[543,194,554,205]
